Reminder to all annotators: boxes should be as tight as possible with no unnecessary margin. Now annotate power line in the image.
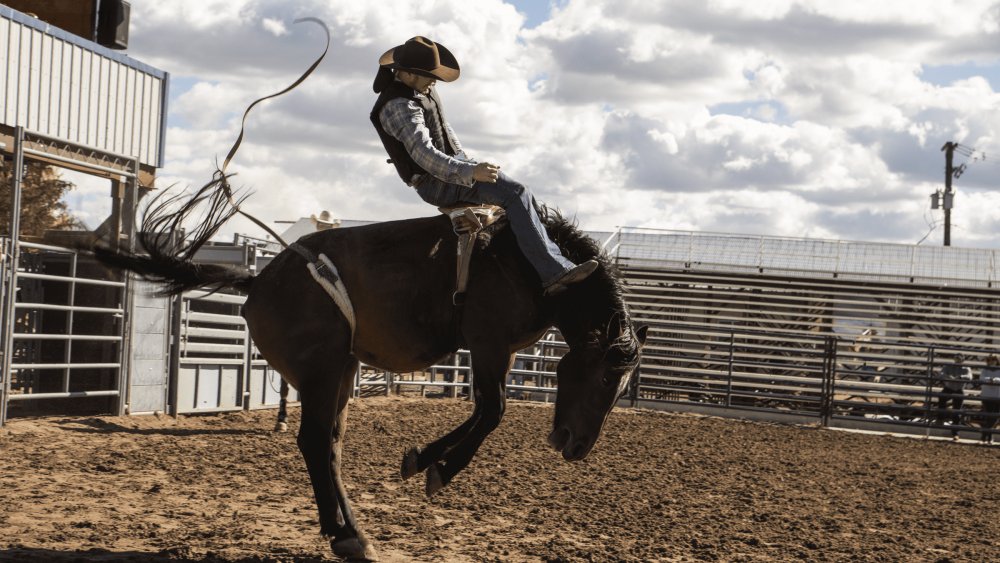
[916,212,939,245]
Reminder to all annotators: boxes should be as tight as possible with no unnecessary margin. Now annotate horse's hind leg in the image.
[296,352,377,562]
[274,379,290,432]
[329,360,369,559]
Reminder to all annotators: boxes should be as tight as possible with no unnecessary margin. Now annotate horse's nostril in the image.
[548,428,570,451]
[569,441,587,460]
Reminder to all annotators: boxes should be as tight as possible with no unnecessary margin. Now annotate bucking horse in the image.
[92,173,647,561]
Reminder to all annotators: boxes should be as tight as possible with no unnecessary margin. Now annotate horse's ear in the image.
[635,325,649,347]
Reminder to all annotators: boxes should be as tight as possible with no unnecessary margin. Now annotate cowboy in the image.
[370,36,598,295]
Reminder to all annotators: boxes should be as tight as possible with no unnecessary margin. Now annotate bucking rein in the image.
[207,17,506,352]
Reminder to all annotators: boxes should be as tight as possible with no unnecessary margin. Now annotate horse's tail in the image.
[91,172,255,296]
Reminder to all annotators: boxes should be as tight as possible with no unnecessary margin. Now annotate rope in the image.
[217,17,332,249]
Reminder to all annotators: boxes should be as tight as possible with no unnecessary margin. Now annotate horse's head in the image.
[548,320,648,461]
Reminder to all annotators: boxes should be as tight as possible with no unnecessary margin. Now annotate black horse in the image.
[94,179,648,562]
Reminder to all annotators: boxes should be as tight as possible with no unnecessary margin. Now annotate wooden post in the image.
[941,142,956,247]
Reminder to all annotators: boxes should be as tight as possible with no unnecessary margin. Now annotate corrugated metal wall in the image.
[0,6,167,168]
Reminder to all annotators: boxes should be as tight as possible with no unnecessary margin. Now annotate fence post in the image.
[0,238,9,427]
[725,331,735,407]
[167,295,182,416]
[630,346,642,408]
[924,347,936,437]
[0,128,25,427]
[821,336,836,427]
[243,319,253,411]
[450,353,459,399]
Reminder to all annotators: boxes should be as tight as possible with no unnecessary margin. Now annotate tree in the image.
[0,159,84,238]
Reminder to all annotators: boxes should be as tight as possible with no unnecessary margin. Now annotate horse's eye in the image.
[601,374,615,387]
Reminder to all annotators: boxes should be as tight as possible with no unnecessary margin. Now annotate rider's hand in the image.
[472,162,500,183]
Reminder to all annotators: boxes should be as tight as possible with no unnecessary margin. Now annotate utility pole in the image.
[941,142,956,246]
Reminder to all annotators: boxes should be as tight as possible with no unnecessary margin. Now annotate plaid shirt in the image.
[378,88,477,187]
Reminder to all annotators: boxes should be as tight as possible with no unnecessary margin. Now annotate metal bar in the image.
[17,271,126,287]
[61,249,79,393]
[7,390,120,400]
[725,331,734,408]
[391,380,469,389]
[181,326,246,339]
[0,238,8,425]
[14,303,124,314]
[168,294,182,416]
[20,241,88,252]
[181,342,247,354]
[924,347,935,437]
[12,334,122,341]
[23,129,150,162]
[181,297,191,357]
[10,362,121,369]
[22,147,135,178]
[186,311,246,325]
[0,127,26,428]
[184,290,246,305]
[242,325,252,409]
[178,358,246,366]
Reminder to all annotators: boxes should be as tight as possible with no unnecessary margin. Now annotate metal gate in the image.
[172,289,298,414]
[0,128,140,424]
[632,324,833,423]
[0,240,129,417]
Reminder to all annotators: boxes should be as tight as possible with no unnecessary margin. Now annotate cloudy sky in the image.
[106,0,1000,247]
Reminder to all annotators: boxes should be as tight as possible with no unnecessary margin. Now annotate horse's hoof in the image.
[400,447,420,480]
[331,536,380,562]
[274,421,288,433]
[425,463,445,497]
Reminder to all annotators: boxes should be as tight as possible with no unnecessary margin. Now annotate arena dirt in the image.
[1,396,998,562]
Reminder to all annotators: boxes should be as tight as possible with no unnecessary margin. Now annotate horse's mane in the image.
[536,206,639,363]
[537,205,632,339]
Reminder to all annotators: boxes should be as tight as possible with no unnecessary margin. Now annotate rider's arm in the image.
[379,98,476,186]
[444,121,471,161]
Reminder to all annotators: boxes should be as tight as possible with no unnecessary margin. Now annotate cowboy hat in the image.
[311,210,339,230]
[378,36,460,82]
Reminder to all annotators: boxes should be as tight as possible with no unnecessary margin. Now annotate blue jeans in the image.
[414,172,574,285]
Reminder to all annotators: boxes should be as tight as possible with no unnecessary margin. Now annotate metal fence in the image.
[630,323,997,440]
[1,240,128,415]
[173,289,304,413]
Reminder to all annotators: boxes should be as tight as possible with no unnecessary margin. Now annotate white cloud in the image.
[115,0,1000,249]
[261,17,288,36]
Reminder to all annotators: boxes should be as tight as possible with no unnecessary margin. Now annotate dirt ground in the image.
[1,397,998,563]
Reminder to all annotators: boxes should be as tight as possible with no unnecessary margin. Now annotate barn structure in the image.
[1,3,997,442]
[0,2,171,424]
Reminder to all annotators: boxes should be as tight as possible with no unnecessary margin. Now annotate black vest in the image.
[371,80,461,184]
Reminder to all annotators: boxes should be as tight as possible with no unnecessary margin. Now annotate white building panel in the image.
[1,6,167,168]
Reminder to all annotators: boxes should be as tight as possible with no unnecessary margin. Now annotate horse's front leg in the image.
[419,348,514,496]
[400,406,481,480]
